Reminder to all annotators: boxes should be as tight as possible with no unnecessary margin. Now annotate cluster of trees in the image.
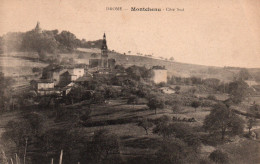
[169,76,250,104]
[63,82,122,105]
[168,76,223,89]
[228,80,249,104]
[2,111,120,164]
[136,115,202,163]
[125,65,153,81]
[0,28,102,62]
[1,30,75,54]
[204,103,245,140]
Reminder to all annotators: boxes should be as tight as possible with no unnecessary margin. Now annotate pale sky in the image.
[0,0,260,68]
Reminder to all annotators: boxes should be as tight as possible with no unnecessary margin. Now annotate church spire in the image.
[101,33,107,50]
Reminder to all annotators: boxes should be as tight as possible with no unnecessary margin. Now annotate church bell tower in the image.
[101,33,108,68]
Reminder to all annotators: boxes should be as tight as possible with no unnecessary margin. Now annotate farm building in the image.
[31,79,59,96]
[42,65,85,86]
[151,66,167,84]
[160,87,175,94]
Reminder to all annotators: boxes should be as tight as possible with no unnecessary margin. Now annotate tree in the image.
[34,128,78,163]
[147,96,165,114]
[137,118,153,135]
[126,65,151,81]
[207,95,217,101]
[90,129,120,163]
[92,91,105,104]
[172,104,182,113]
[1,32,24,52]
[209,150,229,164]
[203,103,245,140]
[169,57,174,61]
[189,87,197,95]
[67,86,92,104]
[153,122,201,151]
[0,74,15,111]
[203,78,220,89]
[91,53,98,58]
[247,118,256,134]
[104,86,119,99]
[23,112,45,136]
[156,139,196,164]
[175,86,181,92]
[237,68,251,81]
[55,31,77,52]
[228,80,249,104]
[2,120,33,155]
[191,101,201,112]
[191,77,202,85]
[22,30,58,59]
[127,95,138,109]
[249,103,260,117]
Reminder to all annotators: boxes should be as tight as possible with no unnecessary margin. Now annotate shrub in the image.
[207,95,216,100]
[90,129,120,162]
[200,100,215,107]
[157,82,167,87]
[171,104,183,113]
[175,86,181,91]
[191,101,201,112]
[209,150,229,164]
[156,139,198,164]
[32,67,41,73]
[137,118,153,135]
[78,53,84,59]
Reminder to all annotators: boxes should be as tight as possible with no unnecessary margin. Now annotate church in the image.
[89,33,116,69]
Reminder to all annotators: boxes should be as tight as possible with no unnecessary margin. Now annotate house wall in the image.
[53,70,68,85]
[71,75,77,81]
[37,82,54,90]
[68,68,84,79]
[151,69,167,84]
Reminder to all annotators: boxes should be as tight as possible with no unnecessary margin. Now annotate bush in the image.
[171,104,183,113]
[78,53,84,59]
[156,139,197,164]
[157,82,167,87]
[32,67,41,73]
[209,150,229,164]
[207,95,217,100]
[152,115,171,125]
[175,86,181,91]
[200,100,215,107]
[137,118,153,135]
[90,129,120,162]
[191,101,201,112]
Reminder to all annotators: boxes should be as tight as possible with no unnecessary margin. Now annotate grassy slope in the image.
[1,49,259,82]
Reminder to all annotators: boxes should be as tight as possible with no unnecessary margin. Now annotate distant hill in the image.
[1,23,259,82]
[75,48,260,82]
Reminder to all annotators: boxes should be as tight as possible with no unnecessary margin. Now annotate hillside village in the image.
[30,32,168,97]
[0,23,260,164]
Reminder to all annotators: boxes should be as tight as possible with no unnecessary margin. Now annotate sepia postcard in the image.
[0,0,260,163]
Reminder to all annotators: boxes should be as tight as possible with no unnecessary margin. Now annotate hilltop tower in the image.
[34,21,42,33]
[100,33,108,68]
